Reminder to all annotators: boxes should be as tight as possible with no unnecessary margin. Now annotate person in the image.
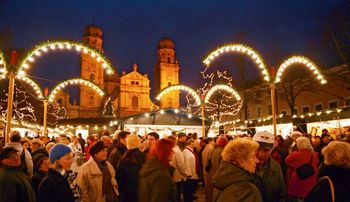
[107,130,119,157]
[305,141,350,202]
[252,131,286,202]
[315,130,331,163]
[202,137,215,184]
[139,138,175,202]
[0,147,36,202]
[101,135,112,148]
[45,142,55,153]
[212,137,262,202]
[117,134,146,202]
[5,131,33,177]
[108,131,130,172]
[312,136,321,149]
[68,135,84,173]
[38,143,75,202]
[31,139,49,162]
[85,135,97,161]
[77,140,118,202]
[177,132,187,151]
[167,135,189,202]
[31,154,50,197]
[183,138,200,202]
[143,132,160,153]
[77,133,86,156]
[206,136,228,202]
[285,137,319,201]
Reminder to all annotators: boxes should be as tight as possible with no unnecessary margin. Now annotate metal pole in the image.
[43,99,48,136]
[5,71,15,143]
[270,83,277,137]
[201,104,206,138]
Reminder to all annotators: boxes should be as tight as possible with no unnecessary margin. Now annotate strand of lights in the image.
[275,56,327,84]
[156,85,202,106]
[219,106,347,127]
[47,102,67,125]
[202,44,270,82]
[16,75,44,99]
[204,84,241,103]
[48,78,105,102]
[17,40,115,76]
[0,50,7,78]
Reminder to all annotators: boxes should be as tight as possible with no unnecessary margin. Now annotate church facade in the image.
[56,24,180,118]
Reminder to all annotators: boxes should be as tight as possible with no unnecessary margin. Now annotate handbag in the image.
[296,153,315,179]
[319,176,335,202]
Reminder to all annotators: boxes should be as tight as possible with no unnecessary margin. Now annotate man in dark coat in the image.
[0,147,36,202]
[108,131,130,171]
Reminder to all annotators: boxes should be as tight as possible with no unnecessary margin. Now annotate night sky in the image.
[0,0,346,102]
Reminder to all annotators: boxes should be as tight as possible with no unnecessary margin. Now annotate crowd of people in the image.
[0,128,349,202]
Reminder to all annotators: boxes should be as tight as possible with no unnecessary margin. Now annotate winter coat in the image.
[304,165,350,202]
[0,165,36,202]
[38,169,74,202]
[76,157,118,202]
[169,145,188,183]
[108,143,127,172]
[201,143,214,174]
[5,142,33,177]
[31,170,46,197]
[208,145,224,178]
[183,147,199,180]
[139,157,174,202]
[285,148,319,198]
[212,161,263,202]
[253,157,286,202]
[117,149,146,202]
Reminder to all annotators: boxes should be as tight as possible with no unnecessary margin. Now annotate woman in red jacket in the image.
[285,137,319,202]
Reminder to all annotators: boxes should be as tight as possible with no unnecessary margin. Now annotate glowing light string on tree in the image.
[0,50,7,78]
[15,75,44,99]
[274,56,327,84]
[204,84,241,103]
[48,78,105,102]
[17,40,115,76]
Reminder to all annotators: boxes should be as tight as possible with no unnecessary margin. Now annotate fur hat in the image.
[253,131,274,149]
[0,147,18,160]
[127,134,141,150]
[89,141,107,156]
[49,144,72,163]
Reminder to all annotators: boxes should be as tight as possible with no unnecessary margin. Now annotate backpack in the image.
[20,149,28,174]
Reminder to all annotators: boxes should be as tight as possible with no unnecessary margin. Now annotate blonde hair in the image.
[46,142,55,152]
[222,137,259,165]
[323,141,350,168]
[296,137,314,152]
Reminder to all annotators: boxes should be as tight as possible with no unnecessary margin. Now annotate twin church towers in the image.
[58,24,180,118]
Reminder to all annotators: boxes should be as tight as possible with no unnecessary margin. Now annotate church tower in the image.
[80,24,104,116]
[154,37,180,108]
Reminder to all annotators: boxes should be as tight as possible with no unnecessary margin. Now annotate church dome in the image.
[158,37,175,49]
[84,24,103,38]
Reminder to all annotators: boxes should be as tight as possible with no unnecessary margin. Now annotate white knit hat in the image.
[127,134,141,150]
[253,131,274,149]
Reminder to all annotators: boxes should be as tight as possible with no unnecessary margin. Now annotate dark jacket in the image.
[304,165,350,202]
[117,149,146,202]
[31,170,46,197]
[0,165,36,202]
[212,161,263,202]
[253,157,286,202]
[38,169,74,202]
[139,157,174,202]
[108,143,127,172]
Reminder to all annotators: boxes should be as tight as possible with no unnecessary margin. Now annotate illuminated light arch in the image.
[17,40,115,76]
[202,44,270,82]
[275,56,327,84]
[204,84,241,104]
[156,84,202,106]
[16,75,44,99]
[48,78,105,102]
[0,50,7,78]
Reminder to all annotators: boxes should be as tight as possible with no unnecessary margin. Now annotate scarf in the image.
[93,157,116,202]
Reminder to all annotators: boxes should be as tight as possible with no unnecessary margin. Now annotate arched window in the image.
[89,96,94,104]
[132,96,138,109]
[57,98,63,105]
[90,73,95,82]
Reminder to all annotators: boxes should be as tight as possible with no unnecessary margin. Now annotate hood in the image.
[212,161,253,190]
[5,142,24,153]
[319,164,350,182]
[139,157,166,177]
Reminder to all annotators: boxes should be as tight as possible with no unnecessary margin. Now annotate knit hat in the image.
[253,131,274,149]
[0,147,18,160]
[49,144,72,163]
[127,134,141,150]
[89,140,107,156]
[33,153,49,171]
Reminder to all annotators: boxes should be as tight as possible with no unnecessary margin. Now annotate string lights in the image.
[204,84,241,103]
[275,56,327,84]
[203,44,270,82]
[48,78,105,102]
[16,75,44,99]
[17,40,115,76]
[0,50,7,78]
[156,85,202,106]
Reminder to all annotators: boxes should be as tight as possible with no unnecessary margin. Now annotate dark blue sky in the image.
[0,0,344,99]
